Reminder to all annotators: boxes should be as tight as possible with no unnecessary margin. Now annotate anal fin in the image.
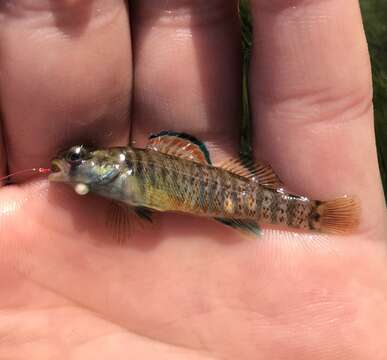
[135,207,153,222]
[215,217,261,236]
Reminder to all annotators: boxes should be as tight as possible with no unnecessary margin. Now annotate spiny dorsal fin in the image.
[218,157,283,189]
[147,131,212,165]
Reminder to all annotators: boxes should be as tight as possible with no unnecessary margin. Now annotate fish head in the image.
[49,145,120,186]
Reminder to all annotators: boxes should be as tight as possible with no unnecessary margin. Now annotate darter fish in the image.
[49,131,360,236]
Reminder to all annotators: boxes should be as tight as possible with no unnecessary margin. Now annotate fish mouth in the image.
[48,159,69,182]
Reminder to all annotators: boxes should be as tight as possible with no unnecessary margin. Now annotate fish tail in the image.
[312,196,360,235]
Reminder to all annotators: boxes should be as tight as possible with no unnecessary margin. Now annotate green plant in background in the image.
[240,0,253,159]
[239,0,387,199]
[360,0,387,198]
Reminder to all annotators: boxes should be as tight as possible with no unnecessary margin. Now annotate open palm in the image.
[1,1,386,359]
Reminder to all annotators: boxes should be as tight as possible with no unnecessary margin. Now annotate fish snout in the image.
[49,159,70,182]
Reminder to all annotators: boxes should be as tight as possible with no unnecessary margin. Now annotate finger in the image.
[0,0,132,173]
[130,0,242,162]
[249,0,385,233]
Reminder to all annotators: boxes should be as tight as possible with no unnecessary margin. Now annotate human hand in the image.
[0,1,386,359]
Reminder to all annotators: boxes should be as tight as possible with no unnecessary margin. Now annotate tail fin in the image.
[318,197,360,235]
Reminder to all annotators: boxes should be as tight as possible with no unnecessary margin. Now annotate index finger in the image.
[0,0,132,174]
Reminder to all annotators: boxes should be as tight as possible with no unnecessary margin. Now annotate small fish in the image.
[49,131,360,236]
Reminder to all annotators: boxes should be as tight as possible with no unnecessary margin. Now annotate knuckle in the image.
[132,0,238,27]
[1,0,125,35]
[251,0,331,13]
[256,81,374,127]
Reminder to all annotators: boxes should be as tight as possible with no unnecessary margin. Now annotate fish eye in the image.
[66,146,89,164]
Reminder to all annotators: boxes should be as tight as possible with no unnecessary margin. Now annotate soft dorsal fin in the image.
[219,157,283,189]
[147,131,212,165]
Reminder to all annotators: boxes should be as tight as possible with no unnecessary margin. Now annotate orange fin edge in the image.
[318,196,361,235]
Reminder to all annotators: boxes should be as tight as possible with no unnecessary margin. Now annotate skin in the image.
[0,0,386,358]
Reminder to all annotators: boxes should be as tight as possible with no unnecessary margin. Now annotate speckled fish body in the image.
[98,148,319,231]
[49,131,360,235]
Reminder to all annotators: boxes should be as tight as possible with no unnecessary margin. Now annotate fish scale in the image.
[107,149,332,228]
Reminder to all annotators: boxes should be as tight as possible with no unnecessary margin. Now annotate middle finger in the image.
[130,0,242,162]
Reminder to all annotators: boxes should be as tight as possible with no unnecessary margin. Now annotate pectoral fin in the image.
[107,202,153,243]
